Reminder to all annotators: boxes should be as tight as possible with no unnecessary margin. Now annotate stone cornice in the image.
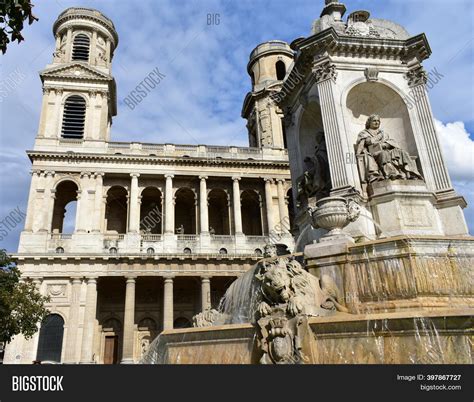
[53,7,118,47]
[27,150,290,169]
[13,253,261,263]
[279,27,431,107]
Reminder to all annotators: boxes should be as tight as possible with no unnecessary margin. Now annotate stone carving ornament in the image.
[193,309,221,327]
[356,114,423,183]
[255,244,349,364]
[47,284,66,297]
[255,244,348,318]
[309,196,360,237]
[313,62,337,83]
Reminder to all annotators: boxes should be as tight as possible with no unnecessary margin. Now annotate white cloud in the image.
[435,119,474,182]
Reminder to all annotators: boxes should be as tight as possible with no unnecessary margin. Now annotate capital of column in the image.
[201,276,211,283]
[165,174,174,179]
[71,277,82,285]
[80,171,92,179]
[85,277,97,285]
[232,176,241,182]
[264,177,274,183]
[276,178,285,184]
[163,276,174,283]
[32,278,42,286]
[125,276,137,284]
[313,61,337,84]
[405,65,428,87]
[94,172,105,178]
[130,173,140,178]
[199,176,208,181]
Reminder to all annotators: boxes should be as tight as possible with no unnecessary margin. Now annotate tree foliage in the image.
[0,0,38,54]
[0,250,49,344]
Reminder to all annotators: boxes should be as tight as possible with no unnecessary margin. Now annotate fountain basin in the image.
[142,309,473,364]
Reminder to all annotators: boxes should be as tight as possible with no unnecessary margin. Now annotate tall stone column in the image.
[90,30,97,65]
[276,179,290,232]
[164,174,174,234]
[121,277,136,364]
[38,88,51,137]
[64,278,82,363]
[40,171,56,232]
[24,170,41,232]
[314,61,351,192]
[128,173,140,233]
[80,278,98,363]
[201,277,211,311]
[199,176,209,234]
[65,28,73,61]
[163,277,174,330]
[264,178,275,234]
[105,39,111,66]
[406,66,452,192]
[28,278,43,363]
[232,177,243,235]
[93,172,104,232]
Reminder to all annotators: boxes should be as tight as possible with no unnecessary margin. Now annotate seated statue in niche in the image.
[356,114,423,183]
[296,132,331,207]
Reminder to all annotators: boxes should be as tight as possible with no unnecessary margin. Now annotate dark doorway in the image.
[104,335,119,364]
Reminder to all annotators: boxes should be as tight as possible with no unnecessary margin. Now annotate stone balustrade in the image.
[47,139,289,161]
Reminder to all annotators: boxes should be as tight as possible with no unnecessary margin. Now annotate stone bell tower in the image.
[279,0,469,241]
[35,7,118,147]
[242,40,294,148]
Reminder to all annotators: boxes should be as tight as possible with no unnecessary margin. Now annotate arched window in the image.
[146,247,155,254]
[175,188,196,234]
[55,247,64,254]
[105,186,128,234]
[219,248,228,255]
[208,189,230,235]
[72,33,90,61]
[140,187,163,234]
[241,190,263,235]
[51,181,78,233]
[61,95,86,139]
[276,60,286,80]
[36,314,64,363]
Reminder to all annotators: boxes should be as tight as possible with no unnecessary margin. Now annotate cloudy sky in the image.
[0,0,473,252]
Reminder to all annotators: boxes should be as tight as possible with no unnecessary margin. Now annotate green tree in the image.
[0,0,38,54]
[0,250,49,344]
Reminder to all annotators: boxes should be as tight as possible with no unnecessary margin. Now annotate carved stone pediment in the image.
[40,63,112,82]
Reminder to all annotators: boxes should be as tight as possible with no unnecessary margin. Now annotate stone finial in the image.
[320,0,346,20]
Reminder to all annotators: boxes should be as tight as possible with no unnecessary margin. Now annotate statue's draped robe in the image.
[356,128,422,182]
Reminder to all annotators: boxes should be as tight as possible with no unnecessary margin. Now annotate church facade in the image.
[4,7,295,364]
[6,0,471,366]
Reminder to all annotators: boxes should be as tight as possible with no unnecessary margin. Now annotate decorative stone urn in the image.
[309,196,360,237]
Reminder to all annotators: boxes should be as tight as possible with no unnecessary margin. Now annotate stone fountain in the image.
[141,1,473,364]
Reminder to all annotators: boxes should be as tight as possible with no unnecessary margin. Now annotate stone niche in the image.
[346,81,419,165]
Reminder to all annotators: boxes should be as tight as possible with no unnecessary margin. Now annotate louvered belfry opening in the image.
[72,33,90,61]
[61,95,86,139]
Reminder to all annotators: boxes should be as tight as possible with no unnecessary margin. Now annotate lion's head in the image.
[256,265,294,304]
